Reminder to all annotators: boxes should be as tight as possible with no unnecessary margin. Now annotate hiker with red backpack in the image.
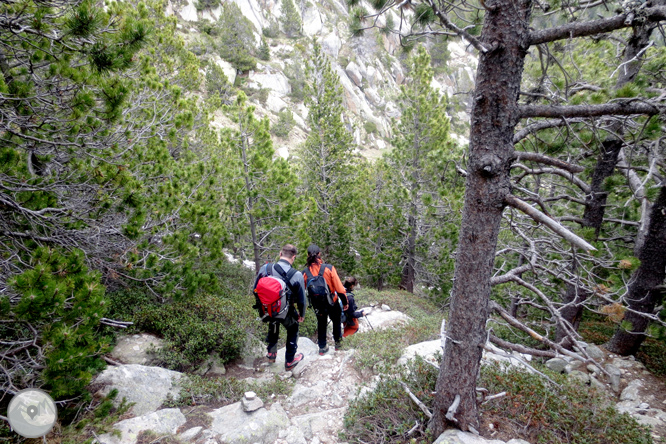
[303,244,348,355]
[253,244,306,371]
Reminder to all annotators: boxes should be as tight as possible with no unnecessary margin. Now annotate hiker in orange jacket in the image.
[303,244,348,355]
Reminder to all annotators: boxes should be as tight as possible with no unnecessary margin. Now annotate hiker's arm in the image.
[293,271,307,318]
[329,266,348,306]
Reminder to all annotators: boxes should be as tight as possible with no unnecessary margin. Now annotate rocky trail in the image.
[93,306,666,444]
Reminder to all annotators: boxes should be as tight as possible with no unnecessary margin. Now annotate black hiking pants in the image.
[315,302,342,349]
[266,311,299,363]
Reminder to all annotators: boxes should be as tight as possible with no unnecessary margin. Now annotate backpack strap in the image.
[273,263,297,282]
[273,263,297,302]
[303,267,314,281]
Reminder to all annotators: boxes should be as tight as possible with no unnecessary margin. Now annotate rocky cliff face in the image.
[165,0,477,159]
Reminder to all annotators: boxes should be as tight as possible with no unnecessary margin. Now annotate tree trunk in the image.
[605,186,666,355]
[430,0,532,434]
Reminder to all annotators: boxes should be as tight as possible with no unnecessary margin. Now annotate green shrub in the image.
[262,19,280,38]
[363,120,378,134]
[195,0,220,10]
[57,390,133,444]
[133,293,252,370]
[343,288,441,373]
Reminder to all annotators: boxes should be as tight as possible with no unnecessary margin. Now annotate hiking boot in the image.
[335,341,342,351]
[318,346,329,356]
[266,352,277,363]
[285,353,304,371]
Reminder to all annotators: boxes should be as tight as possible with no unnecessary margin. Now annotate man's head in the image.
[280,244,297,263]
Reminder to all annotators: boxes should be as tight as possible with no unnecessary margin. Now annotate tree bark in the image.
[605,186,666,355]
[430,0,532,434]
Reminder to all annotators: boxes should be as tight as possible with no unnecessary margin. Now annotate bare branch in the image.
[504,195,597,251]
[400,381,433,419]
[519,100,661,119]
[513,151,584,173]
[529,6,666,45]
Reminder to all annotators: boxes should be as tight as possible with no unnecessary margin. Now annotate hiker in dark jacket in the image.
[253,244,306,371]
[343,276,364,337]
[303,244,348,355]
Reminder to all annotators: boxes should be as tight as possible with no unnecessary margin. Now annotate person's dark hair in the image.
[343,276,358,291]
[306,244,321,267]
[281,244,297,259]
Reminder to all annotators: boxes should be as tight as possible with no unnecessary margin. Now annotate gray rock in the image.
[345,62,363,87]
[291,408,345,441]
[109,334,164,366]
[277,425,307,444]
[178,426,202,441]
[585,344,605,360]
[545,358,568,373]
[620,379,643,401]
[241,392,264,412]
[96,408,186,444]
[568,370,590,385]
[195,354,226,377]
[207,401,289,444]
[605,364,622,392]
[433,429,530,443]
[94,365,182,416]
[590,376,606,391]
[587,364,600,374]
[267,337,319,373]
[288,381,328,408]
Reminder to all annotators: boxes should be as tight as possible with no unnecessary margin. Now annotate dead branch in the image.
[400,381,433,419]
[504,195,597,252]
[445,394,461,422]
[513,151,584,173]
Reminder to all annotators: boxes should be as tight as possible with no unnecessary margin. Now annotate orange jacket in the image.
[304,259,348,306]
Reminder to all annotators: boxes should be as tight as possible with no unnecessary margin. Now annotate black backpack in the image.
[304,264,335,309]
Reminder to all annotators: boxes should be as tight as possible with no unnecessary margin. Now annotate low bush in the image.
[480,362,652,444]
[345,357,653,444]
[343,357,437,443]
[133,293,252,370]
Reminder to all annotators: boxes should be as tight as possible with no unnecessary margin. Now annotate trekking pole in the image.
[363,313,375,331]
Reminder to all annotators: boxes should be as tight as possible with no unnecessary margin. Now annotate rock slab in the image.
[94,364,182,416]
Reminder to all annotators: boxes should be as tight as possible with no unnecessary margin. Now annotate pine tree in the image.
[280,0,302,38]
[221,92,301,271]
[298,42,358,272]
[384,46,456,293]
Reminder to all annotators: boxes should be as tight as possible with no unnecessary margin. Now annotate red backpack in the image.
[253,263,296,322]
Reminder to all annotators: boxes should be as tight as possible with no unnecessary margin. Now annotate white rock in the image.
[178,0,198,22]
[94,365,182,416]
[96,408,186,444]
[179,426,203,441]
[620,379,643,401]
[345,62,363,87]
[249,71,291,97]
[302,6,323,36]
